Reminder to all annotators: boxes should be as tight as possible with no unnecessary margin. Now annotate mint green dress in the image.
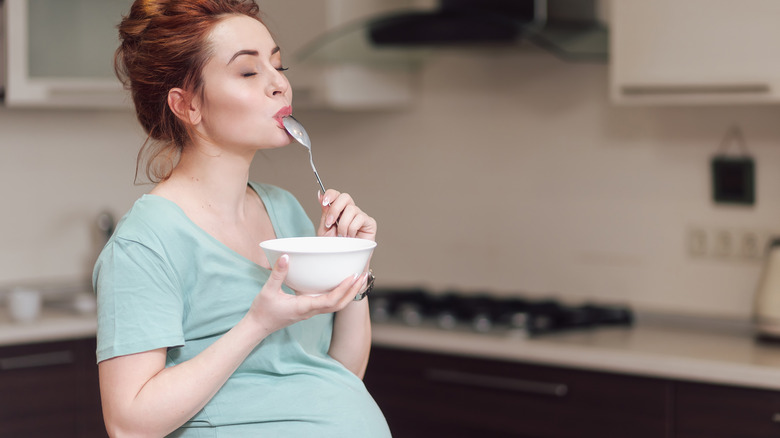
[93,182,391,437]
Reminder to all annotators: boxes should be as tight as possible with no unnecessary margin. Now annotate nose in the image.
[268,69,290,97]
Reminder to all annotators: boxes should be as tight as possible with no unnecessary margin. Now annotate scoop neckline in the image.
[141,182,278,271]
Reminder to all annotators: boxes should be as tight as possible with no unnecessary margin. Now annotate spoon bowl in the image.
[283,115,311,148]
[283,115,325,194]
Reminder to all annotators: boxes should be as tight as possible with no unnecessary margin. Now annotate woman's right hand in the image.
[244,254,366,338]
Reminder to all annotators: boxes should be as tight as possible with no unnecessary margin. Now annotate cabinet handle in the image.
[0,350,75,370]
[620,83,771,96]
[425,369,568,397]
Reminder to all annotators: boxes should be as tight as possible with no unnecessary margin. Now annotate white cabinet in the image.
[609,0,780,105]
[1,0,418,110]
[2,0,131,108]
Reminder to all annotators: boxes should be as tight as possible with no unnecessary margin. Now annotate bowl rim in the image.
[259,236,377,254]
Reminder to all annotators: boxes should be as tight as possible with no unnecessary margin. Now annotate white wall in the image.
[3,47,780,319]
[0,107,147,289]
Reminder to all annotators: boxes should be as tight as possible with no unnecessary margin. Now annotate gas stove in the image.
[370,288,633,337]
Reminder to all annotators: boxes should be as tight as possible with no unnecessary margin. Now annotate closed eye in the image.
[242,72,257,77]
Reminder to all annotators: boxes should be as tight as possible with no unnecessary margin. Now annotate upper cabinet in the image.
[610,0,780,105]
[1,0,416,110]
[2,0,131,108]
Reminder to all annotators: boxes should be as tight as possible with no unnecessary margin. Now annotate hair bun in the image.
[118,0,164,43]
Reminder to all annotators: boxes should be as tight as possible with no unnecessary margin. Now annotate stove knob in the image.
[437,311,458,330]
[509,312,528,330]
[531,315,553,333]
[370,297,392,322]
[472,313,493,333]
[399,303,423,326]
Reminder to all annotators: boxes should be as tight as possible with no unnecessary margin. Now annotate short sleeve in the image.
[94,237,185,363]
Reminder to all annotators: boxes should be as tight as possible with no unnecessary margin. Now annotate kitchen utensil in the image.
[260,237,376,295]
[754,238,780,338]
[283,116,326,195]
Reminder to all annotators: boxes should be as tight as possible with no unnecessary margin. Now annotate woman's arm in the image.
[99,255,361,437]
[99,316,267,437]
[317,190,377,378]
[328,298,372,378]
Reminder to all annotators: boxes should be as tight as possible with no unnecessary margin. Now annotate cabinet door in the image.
[0,338,107,438]
[0,340,82,437]
[1,413,78,438]
[4,0,131,108]
[610,0,780,105]
[76,338,109,438]
[365,346,671,438]
[676,381,780,438]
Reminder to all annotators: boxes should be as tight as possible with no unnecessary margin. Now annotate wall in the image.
[2,46,780,319]
[253,48,780,319]
[0,107,147,290]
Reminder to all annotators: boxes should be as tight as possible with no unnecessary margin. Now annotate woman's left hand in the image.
[317,189,377,241]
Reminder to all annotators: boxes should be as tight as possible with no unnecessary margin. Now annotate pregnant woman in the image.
[93,1,389,436]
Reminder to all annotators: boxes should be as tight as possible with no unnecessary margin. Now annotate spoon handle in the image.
[308,151,326,195]
[313,169,326,196]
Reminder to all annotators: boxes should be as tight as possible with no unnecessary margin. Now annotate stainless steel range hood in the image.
[295,0,608,69]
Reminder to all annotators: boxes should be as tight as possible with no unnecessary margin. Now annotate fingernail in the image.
[326,215,335,228]
[322,196,330,207]
[279,254,289,267]
[317,190,322,200]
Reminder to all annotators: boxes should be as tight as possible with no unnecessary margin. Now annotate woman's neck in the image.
[154,143,256,221]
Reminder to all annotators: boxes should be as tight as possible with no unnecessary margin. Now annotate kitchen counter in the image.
[5,307,780,391]
[0,308,97,347]
[371,313,780,391]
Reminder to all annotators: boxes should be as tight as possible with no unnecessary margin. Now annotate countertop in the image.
[371,314,780,391]
[0,308,97,347]
[5,307,780,392]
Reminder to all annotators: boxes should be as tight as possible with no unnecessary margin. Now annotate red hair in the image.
[115,0,263,183]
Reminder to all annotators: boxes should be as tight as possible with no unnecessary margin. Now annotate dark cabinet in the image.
[366,345,780,438]
[0,338,107,438]
[365,346,672,438]
[675,381,780,438]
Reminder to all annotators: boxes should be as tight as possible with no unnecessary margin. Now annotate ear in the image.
[167,87,202,125]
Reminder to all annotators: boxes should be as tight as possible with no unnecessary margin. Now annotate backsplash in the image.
[2,49,780,319]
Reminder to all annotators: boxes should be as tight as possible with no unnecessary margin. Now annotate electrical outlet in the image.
[686,227,708,257]
[710,228,735,258]
[737,229,764,259]
[686,225,770,262]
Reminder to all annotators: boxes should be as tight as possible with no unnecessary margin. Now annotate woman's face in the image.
[194,14,292,152]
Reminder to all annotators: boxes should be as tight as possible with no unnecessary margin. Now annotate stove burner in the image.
[370,288,633,336]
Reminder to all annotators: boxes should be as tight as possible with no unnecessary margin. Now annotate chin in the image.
[264,136,293,150]
[249,129,293,150]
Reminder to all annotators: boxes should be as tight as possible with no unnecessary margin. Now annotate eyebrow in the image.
[227,46,281,65]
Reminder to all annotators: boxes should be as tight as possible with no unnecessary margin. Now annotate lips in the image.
[274,105,292,128]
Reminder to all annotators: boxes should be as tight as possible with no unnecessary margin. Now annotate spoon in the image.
[283,115,326,196]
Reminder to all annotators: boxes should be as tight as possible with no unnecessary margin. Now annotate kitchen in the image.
[3,0,780,436]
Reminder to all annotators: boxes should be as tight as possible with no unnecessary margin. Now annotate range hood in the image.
[295,0,608,69]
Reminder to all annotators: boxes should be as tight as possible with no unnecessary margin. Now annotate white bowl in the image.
[260,237,376,295]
